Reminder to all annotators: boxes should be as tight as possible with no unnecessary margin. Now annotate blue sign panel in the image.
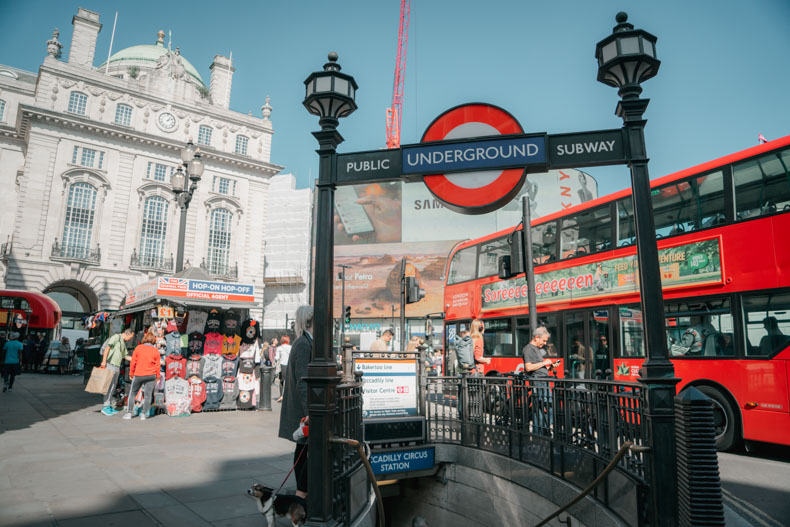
[401,135,546,175]
[369,447,435,475]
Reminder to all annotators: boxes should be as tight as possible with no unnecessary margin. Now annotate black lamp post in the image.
[170,140,205,273]
[303,52,358,526]
[596,12,678,526]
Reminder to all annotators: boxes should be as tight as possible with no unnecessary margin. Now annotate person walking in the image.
[522,326,559,435]
[275,335,291,403]
[58,337,71,374]
[2,332,23,392]
[99,328,134,415]
[278,306,313,502]
[370,328,394,352]
[36,334,48,372]
[122,332,161,420]
[23,334,37,372]
[470,319,491,374]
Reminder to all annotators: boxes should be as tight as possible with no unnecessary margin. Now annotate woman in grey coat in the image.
[277,305,313,500]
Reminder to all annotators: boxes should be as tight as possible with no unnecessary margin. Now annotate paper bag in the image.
[85,367,113,394]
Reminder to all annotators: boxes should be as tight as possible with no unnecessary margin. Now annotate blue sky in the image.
[2,1,789,196]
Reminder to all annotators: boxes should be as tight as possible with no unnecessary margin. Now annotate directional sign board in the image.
[548,129,626,168]
[412,103,538,215]
[336,149,402,184]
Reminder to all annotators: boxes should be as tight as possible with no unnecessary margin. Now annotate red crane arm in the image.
[386,0,410,149]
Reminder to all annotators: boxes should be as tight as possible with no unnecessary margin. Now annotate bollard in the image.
[675,386,725,526]
[258,365,274,411]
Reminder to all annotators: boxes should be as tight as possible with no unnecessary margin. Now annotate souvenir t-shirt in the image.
[221,354,239,377]
[222,335,241,356]
[164,377,190,403]
[237,371,257,391]
[202,353,223,379]
[220,376,239,410]
[237,389,255,409]
[203,376,223,410]
[165,354,187,380]
[180,333,188,354]
[240,319,260,344]
[203,332,223,355]
[188,332,205,355]
[176,313,189,334]
[186,311,208,334]
[205,309,223,333]
[188,376,207,412]
[238,357,256,375]
[222,311,241,337]
[165,332,182,356]
[185,355,204,379]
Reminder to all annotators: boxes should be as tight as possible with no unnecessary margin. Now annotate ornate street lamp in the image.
[596,12,678,526]
[302,52,358,526]
[171,140,205,273]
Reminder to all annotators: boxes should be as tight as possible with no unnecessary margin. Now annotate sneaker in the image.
[108,407,119,415]
[7,388,11,392]
[2,386,6,393]
[122,413,132,420]
[140,414,147,421]
[101,406,114,416]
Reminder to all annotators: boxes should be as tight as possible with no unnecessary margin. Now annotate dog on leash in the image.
[246,483,307,526]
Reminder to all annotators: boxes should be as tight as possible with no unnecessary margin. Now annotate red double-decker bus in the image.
[442,135,790,451]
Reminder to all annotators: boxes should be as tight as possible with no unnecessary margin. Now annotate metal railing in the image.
[50,239,101,265]
[200,259,238,280]
[425,374,650,523]
[332,376,366,524]
[130,250,174,273]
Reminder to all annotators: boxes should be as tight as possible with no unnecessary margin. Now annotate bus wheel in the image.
[697,386,740,451]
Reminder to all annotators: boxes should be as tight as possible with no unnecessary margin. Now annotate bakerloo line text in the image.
[484,273,594,302]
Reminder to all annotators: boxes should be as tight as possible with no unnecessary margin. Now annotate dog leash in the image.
[262,444,307,515]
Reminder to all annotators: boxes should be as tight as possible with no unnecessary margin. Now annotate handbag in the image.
[85,366,114,394]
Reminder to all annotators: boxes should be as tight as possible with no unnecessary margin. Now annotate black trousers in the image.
[294,441,308,493]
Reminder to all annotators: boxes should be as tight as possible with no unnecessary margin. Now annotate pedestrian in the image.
[23,334,37,372]
[122,332,161,420]
[58,337,71,374]
[275,335,291,403]
[370,328,393,352]
[522,326,559,435]
[470,319,491,374]
[99,328,134,416]
[278,305,313,502]
[2,332,23,392]
[36,334,48,372]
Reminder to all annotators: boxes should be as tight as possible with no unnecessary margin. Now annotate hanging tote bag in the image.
[85,366,114,394]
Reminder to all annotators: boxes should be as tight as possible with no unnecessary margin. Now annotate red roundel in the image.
[422,103,526,214]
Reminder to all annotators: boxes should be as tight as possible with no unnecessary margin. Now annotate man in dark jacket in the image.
[277,305,313,500]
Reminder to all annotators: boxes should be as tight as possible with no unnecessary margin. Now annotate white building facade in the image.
[0,8,312,331]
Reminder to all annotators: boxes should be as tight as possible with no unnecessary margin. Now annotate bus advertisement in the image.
[442,135,790,451]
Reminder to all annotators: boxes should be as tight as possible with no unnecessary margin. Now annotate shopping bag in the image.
[84,367,113,394]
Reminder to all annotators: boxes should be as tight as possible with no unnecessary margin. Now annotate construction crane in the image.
[386,0,410,149]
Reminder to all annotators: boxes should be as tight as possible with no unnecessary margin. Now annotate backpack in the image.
[455,336,474,371]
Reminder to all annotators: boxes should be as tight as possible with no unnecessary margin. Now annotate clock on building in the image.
[157,112,177,131]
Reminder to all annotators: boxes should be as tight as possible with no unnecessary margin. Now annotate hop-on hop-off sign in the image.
[402,103,547,214]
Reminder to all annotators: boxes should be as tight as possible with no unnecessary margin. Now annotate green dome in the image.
[99,42,205,86]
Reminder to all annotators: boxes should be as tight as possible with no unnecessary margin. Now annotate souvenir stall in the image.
[112,272,263,417]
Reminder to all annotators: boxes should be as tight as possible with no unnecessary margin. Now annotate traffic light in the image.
[344,305,352,324]
[405,277,425,304]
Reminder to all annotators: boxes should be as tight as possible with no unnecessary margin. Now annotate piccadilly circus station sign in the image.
[335,102,626,215]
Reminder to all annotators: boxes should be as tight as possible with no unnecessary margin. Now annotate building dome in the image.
[97,31,205,86]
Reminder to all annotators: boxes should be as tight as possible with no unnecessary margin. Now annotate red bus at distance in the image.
[442,135,790,451]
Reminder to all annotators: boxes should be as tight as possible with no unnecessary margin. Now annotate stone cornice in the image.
[38,61,273,134]
[20,104,283,176]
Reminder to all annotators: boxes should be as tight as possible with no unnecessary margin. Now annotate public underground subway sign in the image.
[402,103,546,215]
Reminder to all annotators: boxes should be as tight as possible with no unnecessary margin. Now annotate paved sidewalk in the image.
[0,373,296,527]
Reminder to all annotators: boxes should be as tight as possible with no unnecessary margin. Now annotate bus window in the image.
[665,299,734,357]
[742,292,790,357]
[447,246,477,284]
[591,310,611,375]
[477,237,509,278]
[531,221,557,264]
[652,171,725,238]
[733,148,790,220]
[616,197,635,247]
[617,306,645,358]
[560,205,612,259]
[481,318,515,357]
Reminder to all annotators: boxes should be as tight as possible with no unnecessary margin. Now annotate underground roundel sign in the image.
[417,103,530,215]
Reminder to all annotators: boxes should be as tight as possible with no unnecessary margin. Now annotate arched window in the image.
[198,125,213,146]
[68,92,88,115]
[61,182,97,258]
[114,103,133,126]
[0,99,6,122]
[235,135,248,155]
[139,196,169,266]
[207,208,232,274]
